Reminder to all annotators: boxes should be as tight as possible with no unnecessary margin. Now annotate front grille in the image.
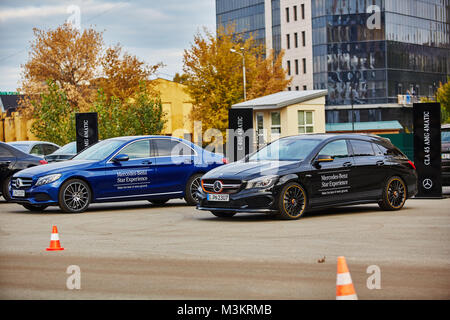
[11,177,33,189]
[202,179,243,194]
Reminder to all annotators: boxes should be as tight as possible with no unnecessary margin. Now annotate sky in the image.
[0,0,216,91]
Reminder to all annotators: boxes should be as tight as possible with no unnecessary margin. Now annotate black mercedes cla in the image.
[197,134,418,220]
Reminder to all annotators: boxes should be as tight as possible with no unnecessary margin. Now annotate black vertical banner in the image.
[75,112,99,154]
[227,108,254,162]
[413,103,442,198]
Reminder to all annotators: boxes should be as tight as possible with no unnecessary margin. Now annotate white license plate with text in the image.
[12,190,25,197]
[207,193,230,202]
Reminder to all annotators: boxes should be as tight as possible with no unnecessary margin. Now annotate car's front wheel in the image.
[58,179,91,213]
[276,182,307,220]
[378,176,407,211]
[184,173,203,206]
[1,175,12,202]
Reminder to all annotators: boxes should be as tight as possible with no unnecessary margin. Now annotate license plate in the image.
[12,190,25,197]
[207,193,230,202]
[442,153,450,160]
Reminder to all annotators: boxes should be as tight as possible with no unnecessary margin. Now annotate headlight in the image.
[35,174,61,186]
[246,175,278,189]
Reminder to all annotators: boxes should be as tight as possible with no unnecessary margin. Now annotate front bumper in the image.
[196,188,278,214]
[9,180,61,206]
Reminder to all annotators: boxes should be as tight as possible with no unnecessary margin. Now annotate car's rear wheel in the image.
[211,211,236,218]
[378,176,407,211]
[148,199,169,205]
[22,204,48,212]
[1,175,12,202]
[184,173,203,206]
[58,179,91,213]
[276,182,307,220]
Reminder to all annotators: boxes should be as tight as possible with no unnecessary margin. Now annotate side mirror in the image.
[112,154,129,163]
[315,155,334,164]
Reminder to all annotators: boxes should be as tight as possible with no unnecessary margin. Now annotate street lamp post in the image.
[230,48,246,101]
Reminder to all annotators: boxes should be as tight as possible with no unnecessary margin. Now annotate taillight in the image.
[39,160,48,165]
[408,160,416,170]
[222,157,229,164]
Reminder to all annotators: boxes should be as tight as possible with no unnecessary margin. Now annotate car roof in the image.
[7,140,59,146]
[280,133,387,142]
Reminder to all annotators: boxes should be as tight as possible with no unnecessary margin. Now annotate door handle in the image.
[141,160,153,165]
[376,160,384,166]
[343,161,352,167]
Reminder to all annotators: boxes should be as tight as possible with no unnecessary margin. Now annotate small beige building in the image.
[232,90,327,144]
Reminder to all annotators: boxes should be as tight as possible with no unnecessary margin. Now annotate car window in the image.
[0,145,13,157]
[30,144,44,156]
[350,140,375,157]
[249,138,321,161]
[374,143,405,158]
[73,140,124,161]
[120,140,151,159]
[318,140,349,159]
[442,131,450,143]
[43,144,59,155]
[53,142,76,155]
[154,139,194,157]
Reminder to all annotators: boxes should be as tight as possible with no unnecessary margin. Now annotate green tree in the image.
[92,84,166,139]
[30,80,76,146]
[421,77,450,123]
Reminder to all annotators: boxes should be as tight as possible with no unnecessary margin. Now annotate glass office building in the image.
[312,0,449,128]
[216,0,282,55]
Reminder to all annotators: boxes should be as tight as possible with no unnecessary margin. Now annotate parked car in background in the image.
[9,136,226,213]
[7,141,60,158]
[442,124,450,186]
[45,142,77,163]
[0,141,47,202]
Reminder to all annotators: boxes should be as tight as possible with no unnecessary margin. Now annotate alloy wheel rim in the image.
[387,179,406,208]
[64,182,89,211]
[283,186,305,217]
[190,177,201,203]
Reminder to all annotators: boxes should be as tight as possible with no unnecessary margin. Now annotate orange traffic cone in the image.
[336,256,357,300]
[46,226,64,251]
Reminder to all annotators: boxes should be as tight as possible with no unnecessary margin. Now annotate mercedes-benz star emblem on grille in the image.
[422,178,433,190]
[15,178,23,189]
[213,181,223,193]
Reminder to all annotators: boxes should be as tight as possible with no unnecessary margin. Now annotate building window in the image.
[286,34,290,49]
[288,87,291,91]
[287,60,291,75]
[298,111,314,134]
[302,58,306,74]
[301,3,305,19]
[302,31,306,47]
[271,112,281,136]
[293,5,297,21]
[285,7,289,22]
[295,59,299,75]
[295,86,299,91]
[303,85,307,90]
[294,32,298,48]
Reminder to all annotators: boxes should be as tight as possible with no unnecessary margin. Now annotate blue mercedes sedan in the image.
[9,136,226,213]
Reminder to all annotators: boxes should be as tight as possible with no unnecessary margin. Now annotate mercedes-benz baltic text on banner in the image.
[9,136,226,213]
[197,134,418,220]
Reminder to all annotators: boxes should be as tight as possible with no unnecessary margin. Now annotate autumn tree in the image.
[421,77,450,123]
[95,44,163,102]
[182,25,291,136]
[20,23,103,113]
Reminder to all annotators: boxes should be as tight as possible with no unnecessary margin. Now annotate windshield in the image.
[442,131,450,143]
[249,138,321,161]
[9,144,29,153]
[72,140,125,161]
[53,142,76,155]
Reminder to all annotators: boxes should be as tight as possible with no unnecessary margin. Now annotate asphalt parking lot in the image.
[1,189,450,300]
